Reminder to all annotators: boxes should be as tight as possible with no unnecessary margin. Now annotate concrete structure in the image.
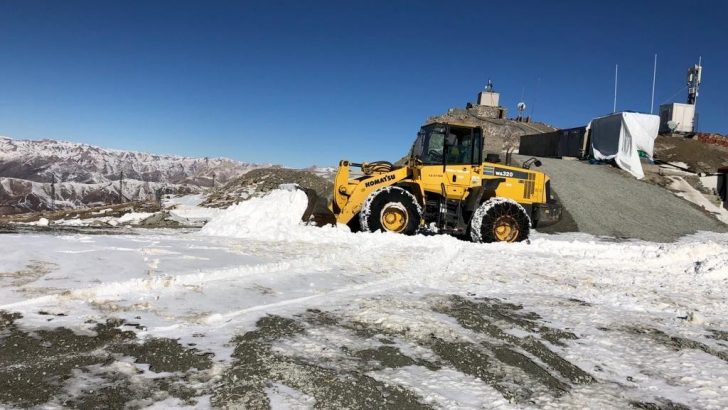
[477,91,500,107]
[470,104,506,119]
[470,81,506,119]
[659,103,696,133]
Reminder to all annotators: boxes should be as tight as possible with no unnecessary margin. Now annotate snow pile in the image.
[199,187,457,246]
[200,188,316,241]
[28,217,50,226]
[164,194,222,225]
[118,212,154,224]
[46,212,154,227]
[162,194,206,208]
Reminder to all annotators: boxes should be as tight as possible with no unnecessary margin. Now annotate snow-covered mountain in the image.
[0,137,266,185]
[0,136,270,214]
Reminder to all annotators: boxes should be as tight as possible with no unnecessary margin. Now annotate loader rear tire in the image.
[470,198,530,243]
[360,187,421,235]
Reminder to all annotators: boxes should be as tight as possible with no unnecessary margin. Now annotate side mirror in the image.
[522,157,542,169]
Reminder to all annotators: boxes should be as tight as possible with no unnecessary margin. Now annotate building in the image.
[468,81,507,119]
[659,103,696,133]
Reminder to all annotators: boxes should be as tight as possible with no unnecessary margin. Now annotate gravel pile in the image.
[513,155,727,242]
[202,168,332,209]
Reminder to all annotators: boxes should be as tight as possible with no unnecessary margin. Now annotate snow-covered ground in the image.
[163,194,223,226]
[1,189,727,409]
[668,176,728,224]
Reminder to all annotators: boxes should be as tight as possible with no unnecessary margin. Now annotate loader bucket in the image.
[299,187,337,226]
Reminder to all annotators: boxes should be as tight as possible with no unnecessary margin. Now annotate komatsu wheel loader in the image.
[303,122,561,243]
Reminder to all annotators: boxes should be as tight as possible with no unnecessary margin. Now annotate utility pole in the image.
[212,172,216,188]
[613,64,619,113]
[119,171,124,204]
[650,54,657,114]
[50,174,56,211]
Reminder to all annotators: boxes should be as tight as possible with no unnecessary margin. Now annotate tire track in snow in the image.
[0,256,328,310]
[201,239,469,326]
[2,236,468,329]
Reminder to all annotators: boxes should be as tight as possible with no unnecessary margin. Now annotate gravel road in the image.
[514,155,728,242]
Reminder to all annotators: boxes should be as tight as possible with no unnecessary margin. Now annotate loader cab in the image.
[411,123,483,199]
[412,123,483,166]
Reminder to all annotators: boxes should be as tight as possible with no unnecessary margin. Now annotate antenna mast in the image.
[687,56,702,106]
[613,64,619,113]
[650,54,657,114]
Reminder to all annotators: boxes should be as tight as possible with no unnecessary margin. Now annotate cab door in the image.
[415,125,481,200]
[442,126,481,200]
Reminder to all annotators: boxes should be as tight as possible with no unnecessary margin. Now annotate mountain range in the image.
[0,136,270,214]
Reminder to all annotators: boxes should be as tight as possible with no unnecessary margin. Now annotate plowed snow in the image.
[1,190,728,409]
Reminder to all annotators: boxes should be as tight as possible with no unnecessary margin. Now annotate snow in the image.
[668,176,728,224]
[265,383,316,409]
[700,175,718,192]
[200,187,356,242]
[2,189,728,408]
[200,188,310,241]
[162,194,206,208]
[164,194,223,225]
[118,212,155,224]
[41,212,152,227]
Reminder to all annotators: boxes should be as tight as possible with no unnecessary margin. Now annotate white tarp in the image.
[588,112,660,179]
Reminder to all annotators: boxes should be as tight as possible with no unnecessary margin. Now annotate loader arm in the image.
[332,160,412,225]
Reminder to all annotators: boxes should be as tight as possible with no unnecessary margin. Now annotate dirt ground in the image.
[3,294,714,409]
[0,295,716,409]
[654,136,728,173]
[0,311,213,408]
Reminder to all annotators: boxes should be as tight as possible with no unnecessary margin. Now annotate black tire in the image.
[359,186,422,235]
[470,198,530,243]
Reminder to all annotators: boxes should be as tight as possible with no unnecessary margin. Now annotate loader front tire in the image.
[360,187,421,235]
[470,198,530,243]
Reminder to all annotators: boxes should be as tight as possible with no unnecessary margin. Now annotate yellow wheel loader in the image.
[303,122,561,243]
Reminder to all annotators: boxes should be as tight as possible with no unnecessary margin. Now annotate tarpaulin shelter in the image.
[589,112,660,179]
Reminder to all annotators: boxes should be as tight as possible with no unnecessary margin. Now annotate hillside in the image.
[654,135,728,173]
[0,136,269,214]
[427,107,556,154]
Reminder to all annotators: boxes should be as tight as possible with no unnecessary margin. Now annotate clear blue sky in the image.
[1,1,726,167]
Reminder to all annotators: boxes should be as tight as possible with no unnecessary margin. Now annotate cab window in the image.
[444,127,478,165]
[413,126,481,165]
[412,126,446,165]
